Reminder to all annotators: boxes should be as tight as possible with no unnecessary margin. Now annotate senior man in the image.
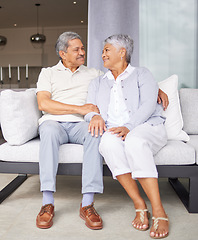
[36,32,103,230]
[36,31,168,230]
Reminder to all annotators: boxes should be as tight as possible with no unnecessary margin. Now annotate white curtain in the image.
[87,0,139,72]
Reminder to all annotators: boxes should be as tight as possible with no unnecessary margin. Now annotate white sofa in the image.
[0,75,198,213]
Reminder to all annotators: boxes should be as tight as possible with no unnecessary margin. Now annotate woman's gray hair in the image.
[103,34,134,64]
[55,32,82,58]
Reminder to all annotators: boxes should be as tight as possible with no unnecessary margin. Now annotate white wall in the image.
[0,25,87,67]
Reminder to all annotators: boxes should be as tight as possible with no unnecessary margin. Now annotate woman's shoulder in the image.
[133,66,152,75]
[133,67,155,81]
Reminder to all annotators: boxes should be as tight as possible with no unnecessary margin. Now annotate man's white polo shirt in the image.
[37,60,103,125]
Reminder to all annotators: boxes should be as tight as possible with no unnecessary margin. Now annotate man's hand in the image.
[79,104,100,115]
[88,115,107,137]
[108,126,130,141]
[158,89,169,111]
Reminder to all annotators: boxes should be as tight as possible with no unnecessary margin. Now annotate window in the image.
[140,0,197,88]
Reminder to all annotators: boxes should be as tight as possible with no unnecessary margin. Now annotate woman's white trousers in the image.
[99,123,167,179]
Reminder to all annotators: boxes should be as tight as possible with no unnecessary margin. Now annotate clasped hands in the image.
[88,115,130,141]
[84,88,168,140]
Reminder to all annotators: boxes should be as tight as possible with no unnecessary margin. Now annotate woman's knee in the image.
[99,132,122,153]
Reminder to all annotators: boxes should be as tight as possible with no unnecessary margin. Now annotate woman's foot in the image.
[150,213,169,239]
[132,208,150,231]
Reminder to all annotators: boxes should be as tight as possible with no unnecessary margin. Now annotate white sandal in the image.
[150,216,169,239]
[132,209,150,231]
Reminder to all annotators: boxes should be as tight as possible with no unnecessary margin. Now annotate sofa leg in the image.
[169,177,198,213]
[169,178,189,210]
[188,176,198,213]
[0,174,28,204]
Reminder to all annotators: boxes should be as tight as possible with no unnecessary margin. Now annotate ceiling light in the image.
[73,2,77,4]
[81,21,84,24]
[14,23,17,27]
[0,36,7,46]
[0,8,6,46]
[30,3,46,45]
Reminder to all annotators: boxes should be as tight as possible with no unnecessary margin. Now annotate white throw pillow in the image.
[158,75,189,142]
[0,89,41,145]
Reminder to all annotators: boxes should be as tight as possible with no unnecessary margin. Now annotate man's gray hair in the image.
[55,32,82,58]
[103,34,134,64]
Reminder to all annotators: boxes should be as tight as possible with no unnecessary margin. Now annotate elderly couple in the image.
[36,31,169,239]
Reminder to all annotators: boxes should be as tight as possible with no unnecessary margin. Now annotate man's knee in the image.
[39,120,62,138]
[86,133,101,147]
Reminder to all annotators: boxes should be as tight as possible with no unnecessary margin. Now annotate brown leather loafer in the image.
[36,204,54,229]
[80,202,103,230]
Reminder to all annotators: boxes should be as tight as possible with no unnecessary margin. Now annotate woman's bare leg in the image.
[138,178,169,238]
[116,173,149,230]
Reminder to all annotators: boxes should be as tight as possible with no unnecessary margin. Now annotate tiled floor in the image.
[0,174,198,240]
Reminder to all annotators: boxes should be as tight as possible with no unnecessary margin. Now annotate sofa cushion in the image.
[179,88,198,135]
[158,75,189,142]
[0,89,42,145]
[0,138,195,165]
[0,138,83,163]
[154,140,195,165]
[0,88,26,124]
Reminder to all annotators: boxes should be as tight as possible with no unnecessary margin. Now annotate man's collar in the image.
[55,60,84,73]
[55,60,66,70]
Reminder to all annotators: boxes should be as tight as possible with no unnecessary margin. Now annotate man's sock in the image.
[82,193,94,207]
[42,190,54,206]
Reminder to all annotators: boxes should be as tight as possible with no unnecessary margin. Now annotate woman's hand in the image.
[88,115,107,137]
[108,126,130,141]
[157,89,169,110]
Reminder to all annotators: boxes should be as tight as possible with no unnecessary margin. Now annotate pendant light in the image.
[0,36,7,46]
[30,3,46,44]
[0,6,7,46]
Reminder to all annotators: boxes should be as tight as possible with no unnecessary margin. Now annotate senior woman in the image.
[85,34,169,239]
